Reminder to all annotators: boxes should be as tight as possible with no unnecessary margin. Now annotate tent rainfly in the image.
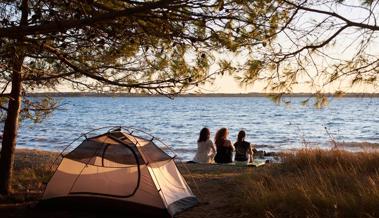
[41,128,198,217]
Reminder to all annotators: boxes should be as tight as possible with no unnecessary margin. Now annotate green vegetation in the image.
[1,0,378,195]
[231,149,379,218]
[12,150,58,193]
[0,0,287,194]
[0,149,57,203]
[2,149,379,218]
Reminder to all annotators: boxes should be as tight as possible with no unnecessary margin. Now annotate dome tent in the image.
[41,127,198,217]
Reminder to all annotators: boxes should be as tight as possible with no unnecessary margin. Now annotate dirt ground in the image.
[177,164,255,218]
[0,151,257,218]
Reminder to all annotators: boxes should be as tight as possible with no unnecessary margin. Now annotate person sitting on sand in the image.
[234,130,253,165]
[214,128,235,164]
[193,127,216,163]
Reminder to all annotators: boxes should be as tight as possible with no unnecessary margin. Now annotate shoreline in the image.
[26,92,379,98]
[1,148,379,217]
[14,140,379,161]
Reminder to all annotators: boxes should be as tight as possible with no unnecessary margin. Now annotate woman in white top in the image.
[193,128,216,163]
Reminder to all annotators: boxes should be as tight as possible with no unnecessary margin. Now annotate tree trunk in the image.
[0,54,23,195]
[0,0,28,195]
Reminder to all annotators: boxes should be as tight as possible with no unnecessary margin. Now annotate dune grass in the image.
[230,149,379,218]
[1,149,58,203]
[13,149,58,191]
[2,148,379,218]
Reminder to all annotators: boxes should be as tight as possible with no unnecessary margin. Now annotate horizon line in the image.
[26,92,379,97]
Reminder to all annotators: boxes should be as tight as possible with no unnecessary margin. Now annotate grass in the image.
[1,149,58,203]
[2,148,379,218]
[229,149,379,218]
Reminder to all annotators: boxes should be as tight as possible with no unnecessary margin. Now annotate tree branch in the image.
[0,0,171,38]
[283,0,379,31]
[277,24,349,62]
[40,43,191,90]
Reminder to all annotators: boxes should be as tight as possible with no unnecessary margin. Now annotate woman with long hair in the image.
[214,128,234,164]
[192,127,216,163]
[234,130,253,165]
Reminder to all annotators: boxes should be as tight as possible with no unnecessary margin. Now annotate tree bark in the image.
[0,0,27,195]
[0,0,168,39]
[0,52,24,195]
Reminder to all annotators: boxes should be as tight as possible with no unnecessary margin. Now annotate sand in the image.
[0,149,261,218]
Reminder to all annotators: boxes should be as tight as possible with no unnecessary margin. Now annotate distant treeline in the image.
[26,92,379,98]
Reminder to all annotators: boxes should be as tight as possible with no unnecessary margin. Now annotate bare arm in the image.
[247,144,253,155]
[248,144,254,163]
[210,140,216,154]
[228,140,235,152]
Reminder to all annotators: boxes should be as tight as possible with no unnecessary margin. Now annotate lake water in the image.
[15,97,379,160]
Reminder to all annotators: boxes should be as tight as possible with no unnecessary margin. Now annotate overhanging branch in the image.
[283,0,379,31]
[40,43,195,90]
[0,0,171,38]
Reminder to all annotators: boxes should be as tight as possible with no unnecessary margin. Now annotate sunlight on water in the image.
[15,97,379,160]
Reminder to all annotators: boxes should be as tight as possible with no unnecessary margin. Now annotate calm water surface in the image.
[15,97,379,160]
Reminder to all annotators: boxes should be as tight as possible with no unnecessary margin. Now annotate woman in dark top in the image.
[214,128,235,164]
[234,130,253,165]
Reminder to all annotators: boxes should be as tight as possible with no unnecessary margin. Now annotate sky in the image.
[198,0,379,94]
[201,74,378,94]
[40,0,379,94]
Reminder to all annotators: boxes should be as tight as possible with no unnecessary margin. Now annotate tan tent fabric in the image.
[124,133,172,163]
[65,135,145,165]
[149,160,193,206]
[42,130,198,217]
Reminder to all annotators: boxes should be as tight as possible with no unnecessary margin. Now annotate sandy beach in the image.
[1,148,379,218]
[1,149,260,218]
